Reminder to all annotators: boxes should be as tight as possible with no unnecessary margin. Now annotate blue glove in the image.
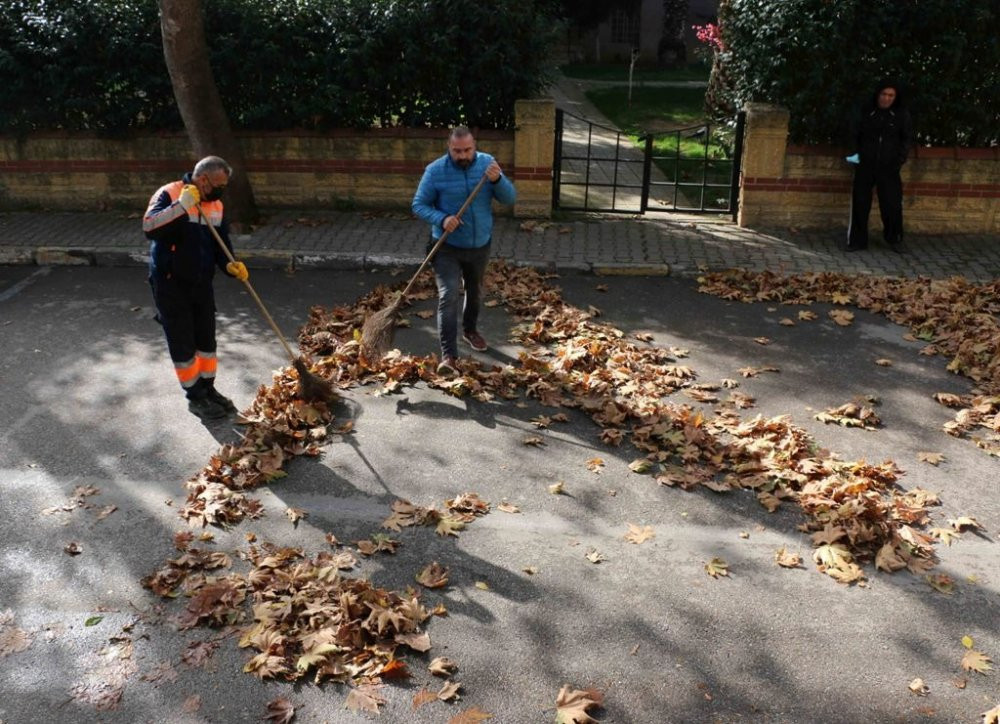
[845,153,860,164]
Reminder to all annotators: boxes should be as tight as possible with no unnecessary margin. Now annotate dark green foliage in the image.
[711,0,998,146]
[0,0,559,133]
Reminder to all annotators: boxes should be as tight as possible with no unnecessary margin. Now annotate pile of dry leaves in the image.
[142,261,987,713]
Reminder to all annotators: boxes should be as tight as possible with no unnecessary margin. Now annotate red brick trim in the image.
[743,176,1000,198]
[0,157,548,181]
[786,145,999,161]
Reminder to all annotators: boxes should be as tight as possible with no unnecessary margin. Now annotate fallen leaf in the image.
[961,649,993,675]
[949,516,984,532]
[929,528,961,546]
[395,631,431,652]
[497,501,521,514]
[595,284,608,292]
[775,548,802,568]
[522,565,538,575]
[798,310,818,321]
[548,481,565,495]
[704,558,729,578]
[285,507,307,525]
[416,562,449,589]
[474,581,490,591]
[875,358,893,366]
[778,318,796,326]
[963,636,974,649]
[555,685,603,724]
[344,685,386,714]
[438,680,462,701]
[447,708,493,724]
[917,451,945,465]
[64,542,82,556]
[983,703,1000,724]
[586,457,605,473]
[182,694,202,713]
[84,616,103,627]
[754,336,771,345]
[628,458,653,474]
[523,436,545,447]
[828,309,855,326]
[623,523,654,545]
[585,549,606,564]
[412,689,437,710]
[908,678,929,696]
[429,657,458,677]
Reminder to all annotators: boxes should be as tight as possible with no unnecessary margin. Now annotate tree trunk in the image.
[158,0,258,227]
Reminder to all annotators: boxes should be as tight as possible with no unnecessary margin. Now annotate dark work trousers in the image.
[150,274,218,399]
[429,240,491,359]
[848,164,903,248]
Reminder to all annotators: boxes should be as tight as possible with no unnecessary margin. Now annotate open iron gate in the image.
[552,109,746,219]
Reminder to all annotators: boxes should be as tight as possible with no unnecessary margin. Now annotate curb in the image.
[593,262,671,277]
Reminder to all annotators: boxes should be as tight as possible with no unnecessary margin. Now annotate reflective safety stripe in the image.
[196,352,217,379]
[174,353,218,386]
[174,357,200,387]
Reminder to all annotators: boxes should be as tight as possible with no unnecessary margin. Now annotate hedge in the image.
[0,0,559,134]
[710,0,999,147]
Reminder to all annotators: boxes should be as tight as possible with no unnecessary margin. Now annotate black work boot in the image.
[204,383,238,414]
[188,395,228,420]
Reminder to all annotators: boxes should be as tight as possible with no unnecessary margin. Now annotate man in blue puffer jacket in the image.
[412,126,516,375]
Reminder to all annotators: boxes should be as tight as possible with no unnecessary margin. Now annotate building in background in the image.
[571,0,719,67]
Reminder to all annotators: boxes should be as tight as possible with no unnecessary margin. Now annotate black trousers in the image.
[150,274,217,398]
[848,164,903,248]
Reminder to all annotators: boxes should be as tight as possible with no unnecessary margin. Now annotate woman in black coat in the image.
[846,80,913,252]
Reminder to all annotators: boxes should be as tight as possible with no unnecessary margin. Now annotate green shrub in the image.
[0,0,559,133]
[711,0,999,146]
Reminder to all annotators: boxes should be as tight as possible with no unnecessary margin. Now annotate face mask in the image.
[203,187,225,202]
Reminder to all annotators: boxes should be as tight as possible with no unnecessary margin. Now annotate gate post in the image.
[513,98,556,218]
[737,103,790,227]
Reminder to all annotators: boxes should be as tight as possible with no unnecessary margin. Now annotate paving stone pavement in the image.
[1,207,998,281]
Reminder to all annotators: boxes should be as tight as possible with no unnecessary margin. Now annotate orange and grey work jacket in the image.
[142,173,233,283]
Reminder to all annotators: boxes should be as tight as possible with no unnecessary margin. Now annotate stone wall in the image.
[738,103,1000,234]
[0,99,555,219]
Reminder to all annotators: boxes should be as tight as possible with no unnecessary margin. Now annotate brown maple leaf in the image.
[344,685,385,714]
[416,561,450,589]
[438,679,462,701]
[704,557,729,578]
[555,685,604,724]
[961,649,993,675]
[429,656,458,677]
[447,708,494,724]
[623,523,655,545]
[412,688,437,710]
[775,547,802,568]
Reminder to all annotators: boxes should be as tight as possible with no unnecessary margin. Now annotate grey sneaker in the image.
[188,396,229,420]
[436,356,459,376]
[462,330,488,352]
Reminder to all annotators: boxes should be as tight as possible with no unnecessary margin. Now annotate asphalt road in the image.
[1,266,997,723]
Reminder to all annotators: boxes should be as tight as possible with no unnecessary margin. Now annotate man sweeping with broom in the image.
[412,126,516,376]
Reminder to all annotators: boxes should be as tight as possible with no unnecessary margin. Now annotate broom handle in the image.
[398,172,490,300]
[197,206,298,362]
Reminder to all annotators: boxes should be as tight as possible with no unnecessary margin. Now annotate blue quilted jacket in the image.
[412,151,516,249]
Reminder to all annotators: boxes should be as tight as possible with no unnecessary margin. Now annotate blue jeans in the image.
[430,240,491,358]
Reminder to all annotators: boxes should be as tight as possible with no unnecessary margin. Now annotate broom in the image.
[360,172,489,362]
[197,207,337,404]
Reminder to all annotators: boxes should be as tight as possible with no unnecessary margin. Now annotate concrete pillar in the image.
[513,98,555,218]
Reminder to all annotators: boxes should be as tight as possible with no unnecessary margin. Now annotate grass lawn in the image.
[584,85,735,202]
[560,63,710,83]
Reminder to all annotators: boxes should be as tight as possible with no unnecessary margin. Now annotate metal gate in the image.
[552,109,746,219]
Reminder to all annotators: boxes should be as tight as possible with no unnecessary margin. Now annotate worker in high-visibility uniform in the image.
[142,155,248,421]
